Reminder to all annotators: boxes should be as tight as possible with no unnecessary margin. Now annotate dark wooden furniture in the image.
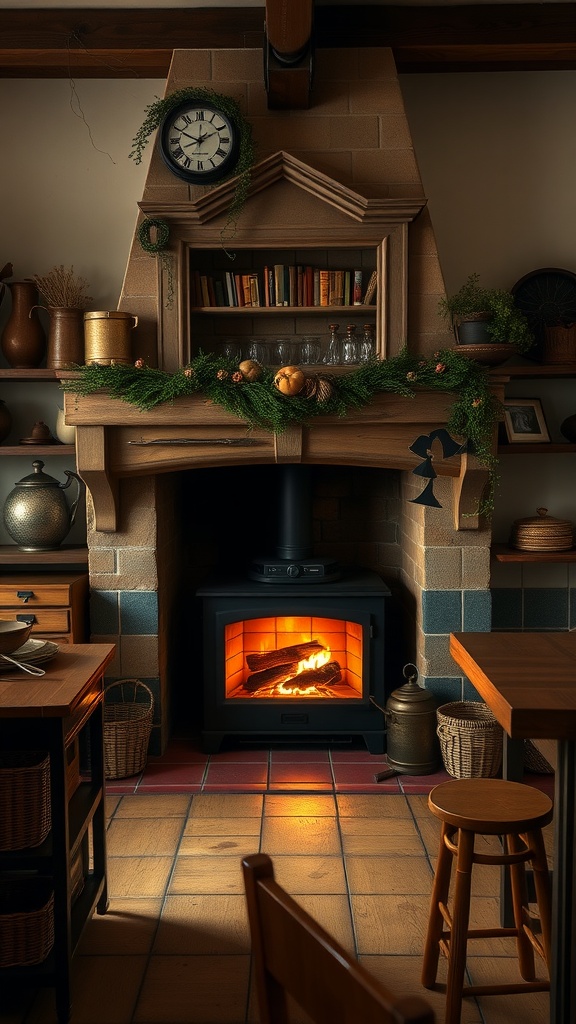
[0,643,115,1023]
[422,778,552,1023]
[449,631,576,1024]
[242,852,435,1024]
[0,572,89,643]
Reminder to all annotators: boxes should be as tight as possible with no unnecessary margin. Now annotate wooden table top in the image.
[0,643,115,717]
[450,632,576,741]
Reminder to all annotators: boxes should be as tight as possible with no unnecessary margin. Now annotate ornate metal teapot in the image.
[3,460,84,551]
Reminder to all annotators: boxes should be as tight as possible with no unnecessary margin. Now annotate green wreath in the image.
[130,87,255,244]
[61,348,501,514]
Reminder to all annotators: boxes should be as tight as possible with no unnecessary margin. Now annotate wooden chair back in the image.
[242,853,435,1024]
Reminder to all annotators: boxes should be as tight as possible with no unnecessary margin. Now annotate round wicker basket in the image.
[103,679,154,780]
[436,701,503,779]
[0,876,54,967]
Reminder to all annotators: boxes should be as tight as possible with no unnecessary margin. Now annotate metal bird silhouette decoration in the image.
[409,428,468,507]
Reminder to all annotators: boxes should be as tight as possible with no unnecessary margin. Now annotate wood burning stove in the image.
[197,569,389,753]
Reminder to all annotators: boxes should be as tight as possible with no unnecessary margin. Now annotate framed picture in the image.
[503,399,550,443]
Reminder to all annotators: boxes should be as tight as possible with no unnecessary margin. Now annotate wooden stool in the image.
[421,778,553,1024]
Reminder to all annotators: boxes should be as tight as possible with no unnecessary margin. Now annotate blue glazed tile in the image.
[422,676,463,706]
[119,591,159,635]
[570,588,576,630]
[463,590,492,632]
[89,590,119,635]
[491,588,522,629]
[524,588,568,630]
[463,682,486,702]
[422,591,462,635]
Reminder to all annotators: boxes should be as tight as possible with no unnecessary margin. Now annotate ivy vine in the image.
[62,348,501,514]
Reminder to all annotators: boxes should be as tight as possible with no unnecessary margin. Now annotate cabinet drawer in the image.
[6,608,71,634]
[0,583,74,607]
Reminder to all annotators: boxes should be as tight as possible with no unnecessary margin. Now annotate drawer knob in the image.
[16,590,34,603]
[16,613,36,625]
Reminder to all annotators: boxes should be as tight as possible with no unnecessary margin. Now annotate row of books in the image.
[190,267,378,309]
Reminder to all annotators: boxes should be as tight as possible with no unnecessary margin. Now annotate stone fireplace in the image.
[66,47,497,754]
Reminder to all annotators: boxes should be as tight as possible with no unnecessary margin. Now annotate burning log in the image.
[288,661,342,687]
[246,640,325,671]
[243,663,298,692]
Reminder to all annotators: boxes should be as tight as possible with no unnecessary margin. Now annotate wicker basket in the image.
[0,876,54,967]
[436,701,503,779]
[103,679,154,780]
[0,751,51,851]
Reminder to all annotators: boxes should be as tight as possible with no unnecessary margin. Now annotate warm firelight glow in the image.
[274,647,333,697]
[297,649,331,672]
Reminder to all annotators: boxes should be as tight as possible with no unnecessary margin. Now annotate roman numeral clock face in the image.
[159,100,240,185]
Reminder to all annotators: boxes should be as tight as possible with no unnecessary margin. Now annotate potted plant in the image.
[439,273,535,357]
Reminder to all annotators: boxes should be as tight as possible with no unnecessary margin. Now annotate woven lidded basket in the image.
[0,876,54,967]
[436,701,503,779]
[510,507,574,553]
[0,751,51,851]
[104,679,154,780]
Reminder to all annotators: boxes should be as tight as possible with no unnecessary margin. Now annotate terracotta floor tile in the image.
[154,894,251,954]
[360,955,483,1023]
[330,749,387,763]
[264,793,337,816]
[270,854,348,894]
[293,893,356,954]
[345,854,434,895]
[26,955,148,1024]
[208,748,270,763]
[107,817,184,857]
[352,893,432,955]
[336,793,411,818]
[107,856,174,898]
[178,834,261,857]
[183,816,262,837]
[203,762,269,785]
[271,749,330,762]
[269,762,333,784]
[169,855,246,895]
[112,794,192,818]
[261,815,341,855]
[138,763,206,786]
[188,793,264,818]
[77,897,163,956]
[133,954,251,1023]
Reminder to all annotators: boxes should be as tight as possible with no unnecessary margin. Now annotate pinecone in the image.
[303,375,319,399]
[315,377,334,403]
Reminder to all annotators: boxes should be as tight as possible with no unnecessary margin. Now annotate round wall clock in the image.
[159,98,241,184]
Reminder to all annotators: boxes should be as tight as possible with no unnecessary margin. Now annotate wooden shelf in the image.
[492,362,576,379]
[492,544,576,563]
[0,445,75,456]
[0,545,88,566]
[190,304,376,315]
[0,369,68,382]
[498,443,576,455]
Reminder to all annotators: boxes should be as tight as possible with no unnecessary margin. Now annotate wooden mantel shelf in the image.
[63,388,490,534]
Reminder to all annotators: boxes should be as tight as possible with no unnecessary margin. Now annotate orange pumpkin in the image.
[274,365,305,396]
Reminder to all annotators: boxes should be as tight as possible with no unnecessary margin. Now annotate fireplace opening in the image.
[197,571,389,753]
[174,463,406,750]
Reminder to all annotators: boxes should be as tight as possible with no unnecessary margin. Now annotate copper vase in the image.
[47,307,85,369]
[0,280,46,368]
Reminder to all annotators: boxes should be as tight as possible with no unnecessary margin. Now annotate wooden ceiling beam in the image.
[0,5,575,78]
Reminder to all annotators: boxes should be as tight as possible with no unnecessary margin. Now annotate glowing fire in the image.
[274,648,332,697]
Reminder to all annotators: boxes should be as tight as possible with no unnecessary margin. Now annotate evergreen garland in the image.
[62,349,501,512]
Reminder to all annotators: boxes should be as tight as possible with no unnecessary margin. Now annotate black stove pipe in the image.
[276,464,313,561]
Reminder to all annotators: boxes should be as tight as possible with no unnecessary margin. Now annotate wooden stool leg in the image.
[422,822,454,987]
[506,832,536,980]
[444,827,474,1024]
[526,828,553,971]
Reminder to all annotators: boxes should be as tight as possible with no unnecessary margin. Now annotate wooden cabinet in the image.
[0,369,87,567]
[0,644,115,1024]
[0,572,89,643]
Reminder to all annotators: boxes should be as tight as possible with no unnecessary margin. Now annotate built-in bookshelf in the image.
[187,247,379,365]
[190,263,377,310]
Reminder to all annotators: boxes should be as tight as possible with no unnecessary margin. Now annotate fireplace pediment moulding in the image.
[63,150,498,534]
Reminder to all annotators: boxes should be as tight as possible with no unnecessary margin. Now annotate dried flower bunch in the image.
[33,265,92,310]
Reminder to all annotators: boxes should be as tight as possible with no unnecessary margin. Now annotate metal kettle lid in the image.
[13,460,62,487]
[386,664,436,708]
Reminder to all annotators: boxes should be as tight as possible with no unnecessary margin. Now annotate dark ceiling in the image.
[1,4,575,78]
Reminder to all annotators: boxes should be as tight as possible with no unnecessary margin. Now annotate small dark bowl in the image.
[0,620,33,655]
